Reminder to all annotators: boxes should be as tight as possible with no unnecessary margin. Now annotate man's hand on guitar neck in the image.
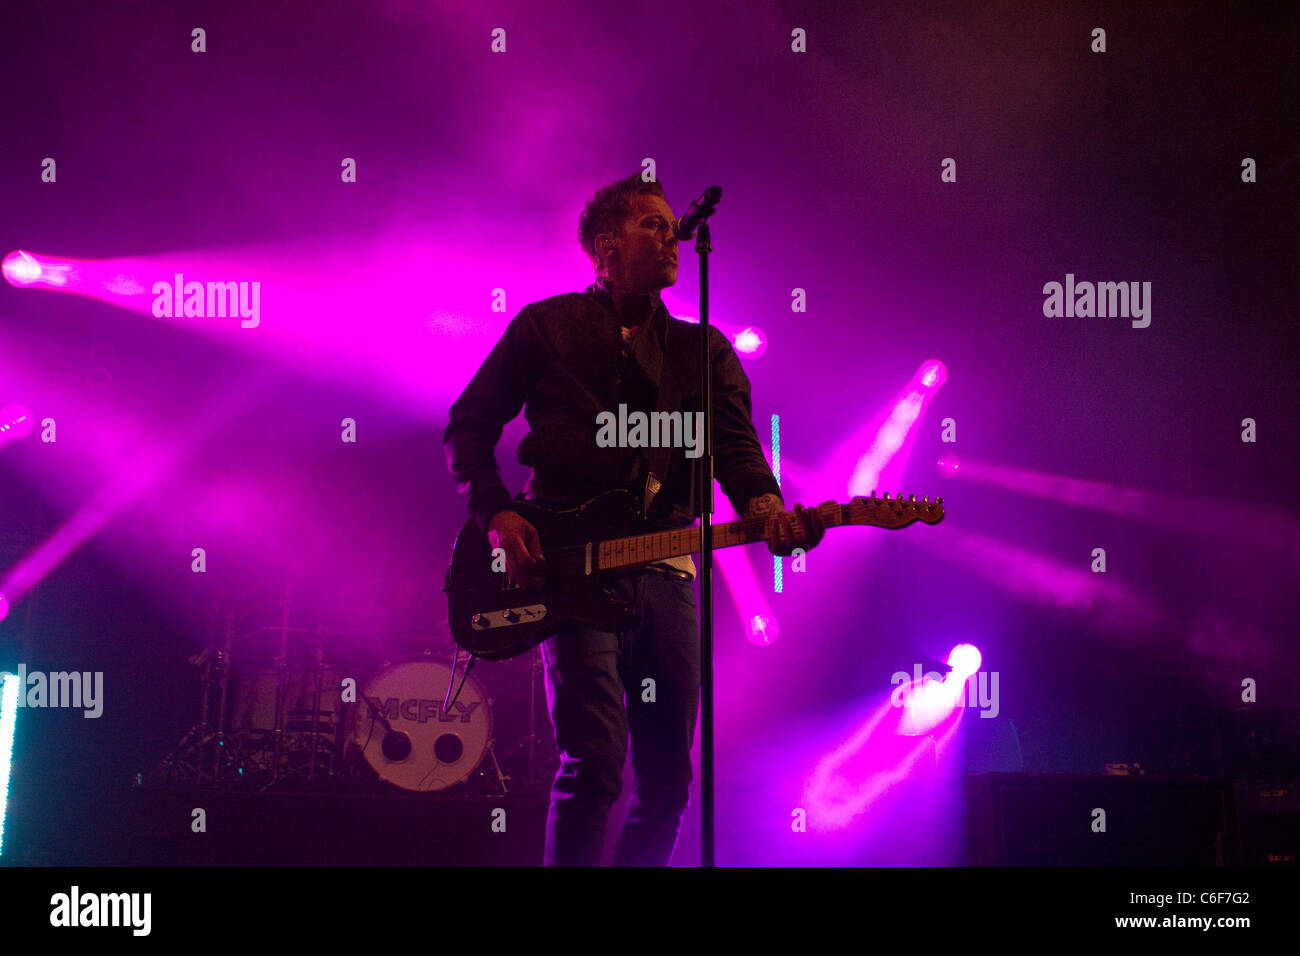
[744,493,826,557]
[487,508,546,589]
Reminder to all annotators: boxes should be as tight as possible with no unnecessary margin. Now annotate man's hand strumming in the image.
[487,509,546,589]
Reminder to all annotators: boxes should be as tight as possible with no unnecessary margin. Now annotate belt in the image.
[643,563,694,582]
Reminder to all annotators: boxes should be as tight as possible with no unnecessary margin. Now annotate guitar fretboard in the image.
[596,503,847,572]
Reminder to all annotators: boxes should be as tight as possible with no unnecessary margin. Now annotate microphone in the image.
[674,185,722,240]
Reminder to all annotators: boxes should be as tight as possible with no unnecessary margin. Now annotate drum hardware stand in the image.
[258,589,343,791]
[154,593,347,793]
[265,578,294,791]
[443,650,510,795]
[150,602,236,786]
[527,649,539,785]
[483,737,510,795]
[442,645,477,713]
[211,609,236,781]
[305,627,327,782]
[195,600,220,764]
[498,648,552,792]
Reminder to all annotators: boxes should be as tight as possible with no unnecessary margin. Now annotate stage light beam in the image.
[2,250,74,288]
[733,327,766,358]
[898,643,982,736]
[0,405,35,448]
[748,613,779,646]
[920,360,947,389]
[947,643,982,679]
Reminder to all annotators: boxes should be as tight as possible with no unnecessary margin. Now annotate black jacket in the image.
[444,278,782,532]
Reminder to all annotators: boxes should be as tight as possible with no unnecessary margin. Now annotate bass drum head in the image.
[350,656,492,792]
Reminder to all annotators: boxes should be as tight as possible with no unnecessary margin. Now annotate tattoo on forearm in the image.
[745,493,783,518]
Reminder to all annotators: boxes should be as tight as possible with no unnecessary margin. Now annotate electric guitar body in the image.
[445,488,945,661]
[445,491,645,660]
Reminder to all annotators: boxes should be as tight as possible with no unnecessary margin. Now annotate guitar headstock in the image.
[843,492,945,529]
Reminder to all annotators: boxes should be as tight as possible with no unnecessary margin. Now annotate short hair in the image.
[577,174,668,272]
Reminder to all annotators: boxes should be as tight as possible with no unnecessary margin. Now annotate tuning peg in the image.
[871,491,876,498]
[923,495,929,503]
[909,494,916,502]
[882,492,889,499]
[937,496,943,504]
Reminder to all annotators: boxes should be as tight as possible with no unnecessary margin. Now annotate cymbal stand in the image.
[306,627,326,781]
[266,579,293,790]
[484,739,509,795]
[149,601,229,786]
[498,648,553,793]
[210,609,236,781]
[528,648,540,786]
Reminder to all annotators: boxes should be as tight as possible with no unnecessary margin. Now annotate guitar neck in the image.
[596,503,849,572]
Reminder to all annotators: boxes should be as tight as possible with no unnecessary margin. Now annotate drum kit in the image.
[150,585,555,796]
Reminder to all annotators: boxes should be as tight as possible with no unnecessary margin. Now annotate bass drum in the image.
[349,656,492,792]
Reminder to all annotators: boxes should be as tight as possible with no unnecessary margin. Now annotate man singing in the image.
[444,173,824,865]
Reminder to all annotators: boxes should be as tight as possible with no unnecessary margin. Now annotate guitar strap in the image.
[635,317,693,521]
[578,282,697,522]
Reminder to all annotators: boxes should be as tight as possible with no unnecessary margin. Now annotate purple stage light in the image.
[2,251,41,284]
[732,326,766,358]
[901,524,1165,635]
[819,359,947,502]
[898,676,958,736]
[946,642,981,678]
[0,405,35,446]
[802,697,964,831]
[666,311,767,362]
[919,360,947,388]
[0,379,269,616]
[896,644,982,736]
[0,593,8,622]
[940,455,1300,550]
[747,612,779,646]
[847,390,924,497]
[711,496,781,646]
[936,455,961,476]
[2,249,77,288]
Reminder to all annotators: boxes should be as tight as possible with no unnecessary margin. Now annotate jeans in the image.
[540,568,700,866]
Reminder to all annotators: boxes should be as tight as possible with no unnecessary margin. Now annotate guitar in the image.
[444,489,945,660]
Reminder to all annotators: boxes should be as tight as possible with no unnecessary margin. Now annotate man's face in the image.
[602,193,679,292]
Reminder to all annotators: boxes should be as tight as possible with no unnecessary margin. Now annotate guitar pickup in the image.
[471,604,548,629]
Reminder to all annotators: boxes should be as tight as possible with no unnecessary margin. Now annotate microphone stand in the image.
[693,219,716,868]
